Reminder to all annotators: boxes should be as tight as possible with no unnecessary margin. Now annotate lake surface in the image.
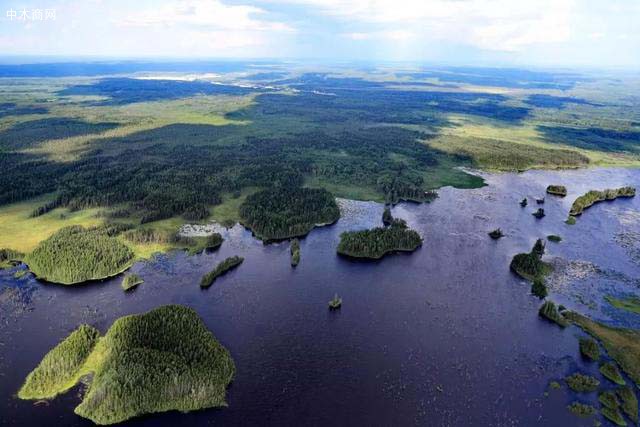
[2,167,639,426]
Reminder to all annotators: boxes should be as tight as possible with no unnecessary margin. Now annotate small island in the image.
[510,239,551,281]
[488,228,504,239]
[564,372,600,392]
[546,185,567,197]
[532,208,545,218]
[337,219,422,259]
[200,256,244,288]
[121,273,144,291]
[328,294,342,310]
[290,238,300,267]
[520,198,528,207]
[600,362,625,385]
[24,225,134,285]
[239,187,340,241]
[569,186,636,216]
[18,305,235,425]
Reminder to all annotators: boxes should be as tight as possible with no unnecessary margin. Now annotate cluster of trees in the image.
[24,225,134,285]
[18,324,100,399]
[0,82,473,223]
[337,220,422,259]
[0,248,23,268]
[123,228,223,255]
[569,187,636,216]
[546,185,567,197]
[538,300,568,328]
[20,305,236,425]
[239,187,340,241]
[121,273,144,291]
[510,239,551,281]
[200,256,244,288]
[290,238,300,267]
[565,372,600,392]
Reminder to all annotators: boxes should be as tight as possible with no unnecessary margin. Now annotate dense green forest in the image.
[510,239,552,281]
[200,256,244,288]
[337,220,422,259]
[19,305,235,425]
[239,187,340,240]
[18,324,100,399]
[24,225,134,285]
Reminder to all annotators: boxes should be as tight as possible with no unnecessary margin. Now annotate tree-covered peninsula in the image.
[239,187,340,241]
[569,187,635,216]
[18,305,235,425]
[337,219,422,259]
[24,225,134,285]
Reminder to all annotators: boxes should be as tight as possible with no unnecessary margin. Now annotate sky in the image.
[0,0,638,68]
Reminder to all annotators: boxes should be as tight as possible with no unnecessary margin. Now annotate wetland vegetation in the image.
[600,362,625,385]
[579,338,600,361]
[18,305,235,425]
[565,311,640,386]
[605,296,640,315]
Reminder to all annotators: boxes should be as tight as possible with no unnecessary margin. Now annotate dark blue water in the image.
[1,168,639,426]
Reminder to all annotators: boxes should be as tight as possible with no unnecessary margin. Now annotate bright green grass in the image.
[0,195,103,253]
[19,305,235,425]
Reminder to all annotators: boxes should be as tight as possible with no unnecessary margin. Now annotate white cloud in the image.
[281,0,576,52]
[118,0,294,32]
[344,30,414,41]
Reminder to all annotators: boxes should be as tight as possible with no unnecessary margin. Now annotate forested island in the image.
[239,187,340,241]
[121,273,143,291]
[546,185,567,197]
[18,305,235,425]
[569,187,636,216]
[200,256,244,288]
[290,238,300,267]
[337,219,422,259]
[510,239,552,281]
[24,225,134,285]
